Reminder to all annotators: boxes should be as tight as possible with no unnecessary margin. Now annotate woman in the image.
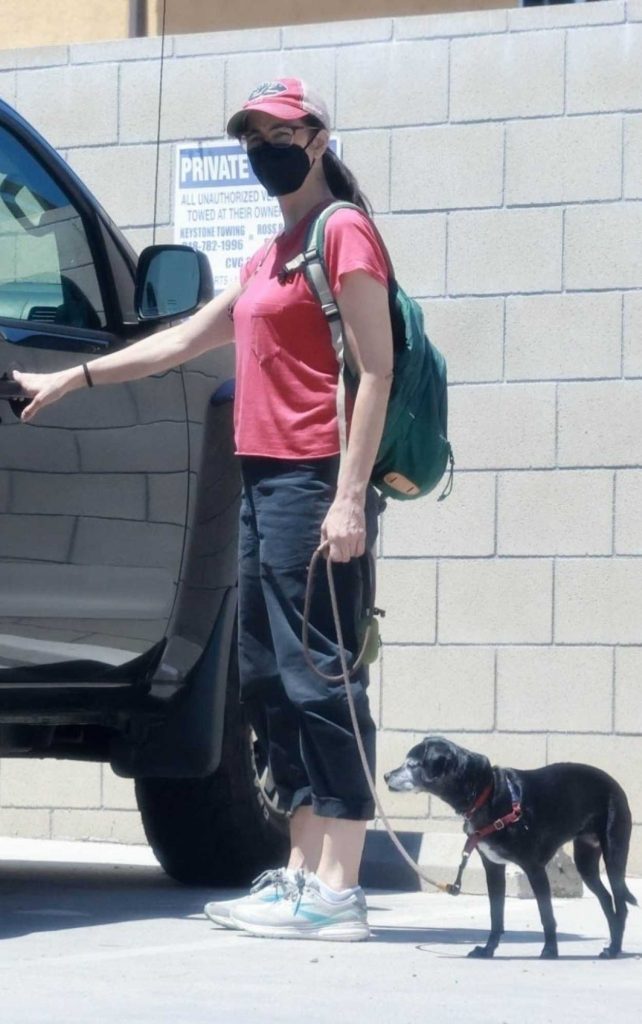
[14,78,393,942]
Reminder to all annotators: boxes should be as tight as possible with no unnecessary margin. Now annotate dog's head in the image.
[384,736,491,815]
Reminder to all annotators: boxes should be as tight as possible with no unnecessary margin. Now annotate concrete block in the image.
[497,646,613,732]
[505,292,622,381]
[391,124,503,211]
[0,806,50,839]
[340,130,390,215]
[497,470,613,556]
[382,472,495,557]
[615,647,642,733]
[624,114,642,199]
[628,824,642,875]
[71,36,169,63]
[381,646,495,732]
[376,558,436,643]
[0,71,16,105]
[630,0,642,20]
[337,40,448,129]
[509,1,625,31]
[449,383,556,470]
[555,558,642,645]
[367,653,382,728]
[394,9,508,39]
[623,292,642,376]
[376,213,446,296]
[0,759,101,809]
[615,470,642,553]
[226,51,336,134]
[565,203,642,290]
[66,144,171,227]
[411,835,581,898]
[376,729,429,819]
[448,209,563,295]
[2,46,68,69]
[101,768,138,811]
[505,115,622,206]
[11,472,146,521]
[175,28,281,55]
[450,32,564,122]
[120,57,225,143]
[558,381,642,467]
[16,64,118,148]
[123,224,174,254]
[284,19,392,48]
[567,24,642,114]
[439,559,553,645]
[547,734,642,824]
[51,809,147,844]
[420,297,504,384]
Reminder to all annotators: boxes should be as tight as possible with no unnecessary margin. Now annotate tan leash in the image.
[303,542,463,896]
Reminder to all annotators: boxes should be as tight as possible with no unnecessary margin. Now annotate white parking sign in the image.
[174,138,341,293]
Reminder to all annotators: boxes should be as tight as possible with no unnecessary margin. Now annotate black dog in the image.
[385,736,637,959]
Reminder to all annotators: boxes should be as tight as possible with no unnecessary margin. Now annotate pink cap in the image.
[226,78,330,136]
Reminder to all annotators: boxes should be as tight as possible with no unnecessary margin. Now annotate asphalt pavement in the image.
[0,837,640,1024]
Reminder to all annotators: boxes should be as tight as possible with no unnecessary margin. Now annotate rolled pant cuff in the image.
[311,795,375,821]
[285,785,313,818]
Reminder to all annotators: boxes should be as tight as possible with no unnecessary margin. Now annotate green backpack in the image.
[284,201,454,501]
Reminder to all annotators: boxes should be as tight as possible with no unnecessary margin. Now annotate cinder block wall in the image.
[0,0,641,870]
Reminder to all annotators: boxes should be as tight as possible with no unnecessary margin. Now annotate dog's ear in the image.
[421,739,456,780]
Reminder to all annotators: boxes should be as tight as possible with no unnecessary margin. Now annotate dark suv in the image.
[0,98,287,883]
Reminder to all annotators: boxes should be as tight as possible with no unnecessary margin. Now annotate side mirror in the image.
[135,245,214,322]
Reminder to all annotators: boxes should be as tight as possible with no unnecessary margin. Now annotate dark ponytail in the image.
[304,115,373,216]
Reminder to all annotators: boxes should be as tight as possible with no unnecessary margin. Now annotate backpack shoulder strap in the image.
[283,202,362,460]
[282,201,392,463]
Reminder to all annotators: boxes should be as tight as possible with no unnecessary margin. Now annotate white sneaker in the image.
[229,871,370,942]
[204,868,292,929]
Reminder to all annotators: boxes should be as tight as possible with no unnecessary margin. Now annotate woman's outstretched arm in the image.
[13,278,241,423]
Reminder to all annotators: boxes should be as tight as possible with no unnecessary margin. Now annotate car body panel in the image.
[0,98,240,775]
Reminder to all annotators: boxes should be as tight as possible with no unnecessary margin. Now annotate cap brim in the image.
[226,99,325,137]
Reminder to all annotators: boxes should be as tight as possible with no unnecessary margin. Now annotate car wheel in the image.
[135,665,289,886]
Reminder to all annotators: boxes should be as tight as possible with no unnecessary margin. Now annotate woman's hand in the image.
[11,369,73,424]
[320,495,366,562]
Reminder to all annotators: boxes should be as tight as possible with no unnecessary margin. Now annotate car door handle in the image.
[0,373,28,401]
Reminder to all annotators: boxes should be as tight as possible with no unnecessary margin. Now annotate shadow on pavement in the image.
[0,860,220,941]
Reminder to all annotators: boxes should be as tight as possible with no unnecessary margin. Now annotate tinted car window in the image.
[0,125,106,329]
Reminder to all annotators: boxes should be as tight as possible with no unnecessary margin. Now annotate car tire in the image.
[134,665,289,886]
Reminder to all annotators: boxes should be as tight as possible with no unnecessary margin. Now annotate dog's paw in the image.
[539,947,559,960]
[467,945,494,959]
[598,947,620,960]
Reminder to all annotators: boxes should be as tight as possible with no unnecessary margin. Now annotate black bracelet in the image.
[82,363,94,388]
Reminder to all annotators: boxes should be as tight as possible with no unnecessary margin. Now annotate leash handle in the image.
[302,542,374,683]
[303,542,459,895]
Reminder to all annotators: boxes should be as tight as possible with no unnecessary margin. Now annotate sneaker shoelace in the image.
[249,867,289,895]
[282,869,308,912]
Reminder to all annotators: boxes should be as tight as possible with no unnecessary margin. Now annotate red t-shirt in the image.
[232,203,389,459]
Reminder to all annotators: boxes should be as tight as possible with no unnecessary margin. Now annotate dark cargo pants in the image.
[237,455,379,820]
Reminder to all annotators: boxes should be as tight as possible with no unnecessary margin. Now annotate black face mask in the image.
[248,139,316,197]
